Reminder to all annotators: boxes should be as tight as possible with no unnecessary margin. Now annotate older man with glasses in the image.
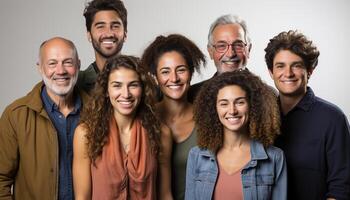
[188,14,252,102]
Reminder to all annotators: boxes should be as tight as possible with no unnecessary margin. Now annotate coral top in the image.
[91,117,157,200]
[213,166,243,200]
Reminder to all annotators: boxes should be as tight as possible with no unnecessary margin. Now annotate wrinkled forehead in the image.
[211,23,245,43]
[39,39,77,62]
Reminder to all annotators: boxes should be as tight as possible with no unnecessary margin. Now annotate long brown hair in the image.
[79,55,160,163]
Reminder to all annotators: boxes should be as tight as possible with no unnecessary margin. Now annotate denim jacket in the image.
[185,140,287,200]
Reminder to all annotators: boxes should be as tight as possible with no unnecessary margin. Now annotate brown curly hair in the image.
[79,55,160,163]
[141,34,206,76]
[264,30,320,72]
[194,70,280,153]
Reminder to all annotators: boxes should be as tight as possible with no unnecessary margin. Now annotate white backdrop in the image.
[0,0,349,119]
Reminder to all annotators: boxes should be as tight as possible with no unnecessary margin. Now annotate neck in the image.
[159,97,192,120]
[222,129,250,151]
[279,93,305,115]
[46,88,75,117]
[95,53,107,72]
[113,112,135,134]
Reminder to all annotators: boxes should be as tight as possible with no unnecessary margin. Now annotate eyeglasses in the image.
[212,41,247,53]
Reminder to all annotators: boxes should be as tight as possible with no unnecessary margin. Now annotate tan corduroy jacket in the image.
[0,82,89,200]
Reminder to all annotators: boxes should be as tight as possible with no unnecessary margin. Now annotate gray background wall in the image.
[0,0,349,119]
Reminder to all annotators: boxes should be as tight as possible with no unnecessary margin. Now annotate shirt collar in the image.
[292,86,316,112]
[249,140,268,161]
[41,85,82,114]
[92,61,99,74]
[198,139,268,162]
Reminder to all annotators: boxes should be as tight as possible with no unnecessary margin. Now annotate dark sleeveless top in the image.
[171,128,197,200]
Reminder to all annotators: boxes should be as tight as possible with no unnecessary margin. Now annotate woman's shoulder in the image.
[265,145,285,161]
[74,123,90,139]
[189,146,213,158]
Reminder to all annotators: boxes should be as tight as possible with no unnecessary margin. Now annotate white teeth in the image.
[102,41,114,44]
[168,85,181,89]
[227,116,241,122]
[282,80,297,83]
[118,101,132,105]
[54,78,69,81]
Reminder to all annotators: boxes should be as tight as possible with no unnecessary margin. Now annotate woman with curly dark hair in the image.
[72,55,172,200]
[141,34,206,200]
[185,70,287,200]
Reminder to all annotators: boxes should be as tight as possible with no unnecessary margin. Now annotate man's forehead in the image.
[92,10,122,23]
[212,23,245,41]
[41,43,75,60]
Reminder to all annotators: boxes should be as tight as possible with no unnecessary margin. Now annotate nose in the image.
[284,66,295,77]
[229,103,238,115]
[121,86,131,98]
[56,63,67,75]
[104,26,114,37]
[169,71,179,83]
[225,44,237,58]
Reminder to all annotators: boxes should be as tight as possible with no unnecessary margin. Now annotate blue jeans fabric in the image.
[185,140,287,200]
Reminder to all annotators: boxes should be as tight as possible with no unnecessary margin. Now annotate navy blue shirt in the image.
[275,87,350,200]
[41,86,81,200]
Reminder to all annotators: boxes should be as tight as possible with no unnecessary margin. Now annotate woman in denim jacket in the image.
[185,70,287,200]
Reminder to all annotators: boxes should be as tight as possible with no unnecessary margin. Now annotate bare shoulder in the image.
[74,123,89,141]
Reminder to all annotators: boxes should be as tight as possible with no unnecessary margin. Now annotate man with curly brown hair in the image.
[265,30,350,200]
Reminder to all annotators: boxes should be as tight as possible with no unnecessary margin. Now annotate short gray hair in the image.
[207,14,251,47]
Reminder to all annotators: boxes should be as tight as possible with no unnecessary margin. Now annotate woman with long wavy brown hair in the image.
[185,70,287,200]
[73,55,172,200]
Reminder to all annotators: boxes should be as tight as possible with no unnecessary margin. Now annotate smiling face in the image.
[88,10,126,59]
[208,23,250,74]
[108,67,142,119]
[269,50,311,99]
[38,38,80,98]
[216,85,249,134]
[156,51,191,101]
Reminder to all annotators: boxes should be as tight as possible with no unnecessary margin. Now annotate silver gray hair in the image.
[207,14,251,47]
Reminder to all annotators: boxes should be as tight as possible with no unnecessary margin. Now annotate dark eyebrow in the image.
[159,66,170,70]
[218,99,229,103]
[274,62,285,66]
[111,21,122,25]
[291,61,304,66]
[274,60,304,66]
[235,97,247,101]
[129,80,141,85]
[93,22,106,27]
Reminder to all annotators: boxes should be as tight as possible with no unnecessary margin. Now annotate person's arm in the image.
[325,114,350,199]
[73,124,92,200]
[184,147,198,200]
[158,124,173,200]
[272,149,287,200]
[0,108,18,199]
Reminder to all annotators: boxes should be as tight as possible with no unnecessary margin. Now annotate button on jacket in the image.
[185,140,287,200]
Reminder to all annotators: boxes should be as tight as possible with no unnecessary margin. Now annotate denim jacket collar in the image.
[198,148,216,162]
[197,140,268,163]
[244,140,268,168]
